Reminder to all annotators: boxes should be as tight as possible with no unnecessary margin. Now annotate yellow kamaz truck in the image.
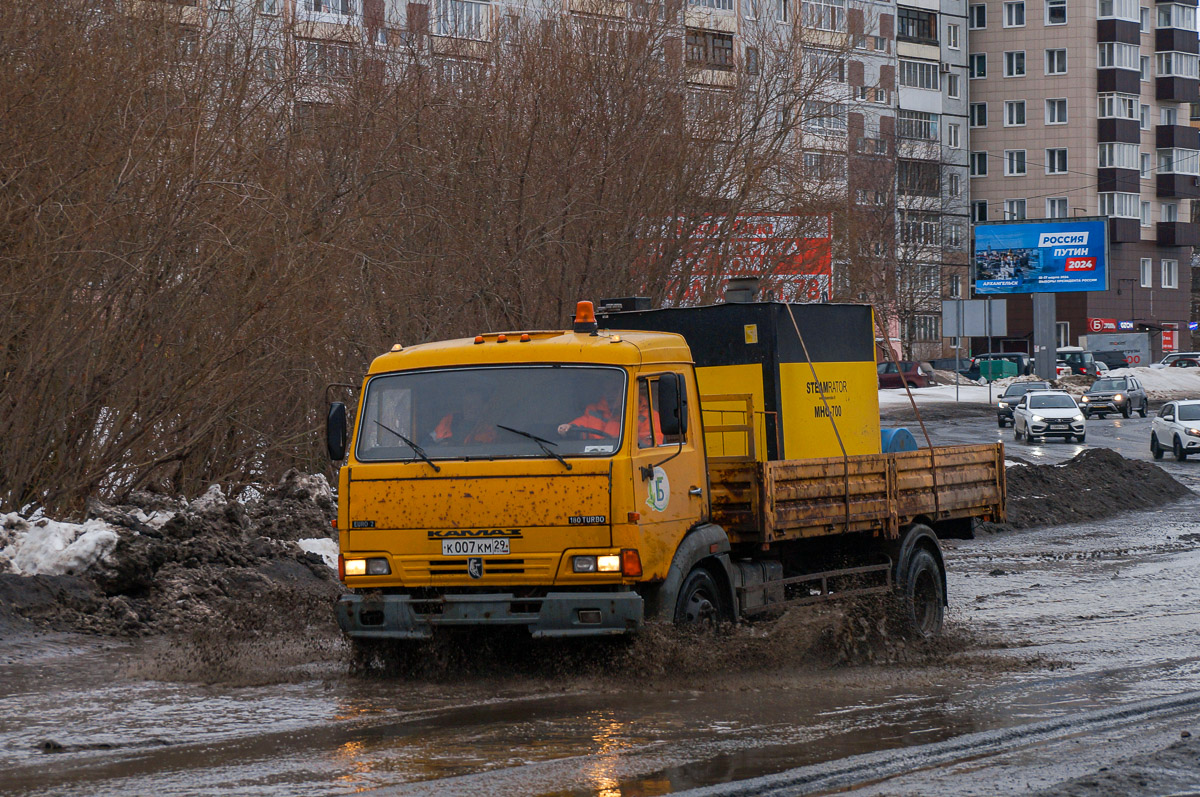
[327,299,1005,647]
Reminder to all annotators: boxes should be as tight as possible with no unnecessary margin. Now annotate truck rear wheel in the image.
[674,567,724,630]
[900,549,944,638]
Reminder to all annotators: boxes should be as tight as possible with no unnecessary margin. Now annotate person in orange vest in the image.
[431,391,496,445]
[558,383,623,439]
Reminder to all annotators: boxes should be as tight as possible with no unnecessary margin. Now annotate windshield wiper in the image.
[496,425,572,470]
[373,420,441,472]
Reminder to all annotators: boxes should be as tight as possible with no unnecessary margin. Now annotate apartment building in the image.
[968,0,1196,352]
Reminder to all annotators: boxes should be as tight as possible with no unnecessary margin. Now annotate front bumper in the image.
[336,591,644,639]
[1028,419,1085,437]
[1081,398,1125,413]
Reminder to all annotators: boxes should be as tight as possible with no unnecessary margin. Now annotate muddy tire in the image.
[1175,436,1189,462]
[1152,434,1164,460]
[1083,410,1091,420]
[997,417,1006,429]
[1013,425,1022,442]
[1122,404,1131,419]
[1076,433,1086,443]
[899,549,944,638]
[1139,402,1148,418]
[674,567,724,630]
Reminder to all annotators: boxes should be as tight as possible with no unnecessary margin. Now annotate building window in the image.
[947,122,961,148]
[1004,51,1026,77]
[1162,259,1179,289]
[946,223,964,248]
[1140,55,1150,81]
[947,73,960,98]
[898,7,938,43]
[686,30,736,71]
[949,274,962,298]
[1098,42,1139,70]
[1004,1,1025,26]
[1141,152,1152,177]
[1157,52,1200,79]
[1004,149,1027,175]
[899,59,940,89]
[1163,202,1179,222]
[1004,198,1027,219]
[262,0,279,13]
[970,151,988,176]
[1157,3,1197,29]
[745,46,760,75]
[1140,104,1150,129]
[1046,48,1067,75]
[1047,197,1068,218]
[1158,148,1200,175]
[1098,92,1139,119]
[1045,98,1067,124]
[1098,191,1140,218]
[947,22,960,49]
[1099,142,1139,169]
[776,0,789,23]
[692,0,737,9]
[305,0,354,15]
[1045,148,1067,174]
[1004,100,1026,126]
[972,199,989,221]
[1098,0,1139,22]
[949,172,962,196]
[1140,5,1149,30]
[969,3,986,28]
[969,53,986,79]
[1141,201,1152,226]
[436,0,490,39]
[1163,106,1179,125]
[1046,0,1067,23]
[898,159,941,196]
[909,315,941,342]
[802,101,847,134]
[901,212,940,247]
[897,109,939,140]
[1141,257,1153,286]
[1056,321,1070,348]
[801,0,847,30]
[970,102,988,127]
[299,39,356,80]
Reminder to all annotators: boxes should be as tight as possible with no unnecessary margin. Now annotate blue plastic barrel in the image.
[880,427,918,453]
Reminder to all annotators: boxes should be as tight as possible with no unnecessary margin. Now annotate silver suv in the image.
[1080,376,1148,419]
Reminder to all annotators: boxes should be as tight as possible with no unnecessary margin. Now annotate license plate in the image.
[1050,423,1068,429]
[441,538,510,556]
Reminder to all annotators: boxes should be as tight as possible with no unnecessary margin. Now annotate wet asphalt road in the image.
[3,409,1200,796]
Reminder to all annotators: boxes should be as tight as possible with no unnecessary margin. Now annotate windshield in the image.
[1003,382,1046,398]
[1091,379,1127,392]
[1062,352,1094,365]
[1179,405,1200,421]
[1029,394,1077,409]
[356,365,629,462]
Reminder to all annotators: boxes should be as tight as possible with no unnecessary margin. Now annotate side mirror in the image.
[657,374,688,437]
[327,402,348,461]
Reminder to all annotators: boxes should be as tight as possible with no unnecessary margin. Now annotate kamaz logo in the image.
[1037,231,1088,247]
[427,529,522,539]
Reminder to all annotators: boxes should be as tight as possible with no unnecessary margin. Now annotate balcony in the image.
[1098,118,1141,143]
[1110,218,1141,243]
[1098,168,1141,193]
[1157,76,1200,102]
[1155,29,1199,53]
[1157,220,1200,246]
[1097,19,1140,43]
[1156,123,1200,148]
[1157,172,1200,197]
[1099,69,1141,94]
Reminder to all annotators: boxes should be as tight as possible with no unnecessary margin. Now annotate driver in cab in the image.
[557,382,660,444]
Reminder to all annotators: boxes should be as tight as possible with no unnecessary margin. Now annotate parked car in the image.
[1151,352,1200,369]
[1080,375,1148,418]
[1168,358,1200,369]
[1151,400,1200,461]
[1093,350,1132,371]
[1056,346,1100,376]
[1012,390,1086,443]
[877,361,933,389]
[1095,360,1110,374]
[996,380,1052,428]
[1056,361,1072,377]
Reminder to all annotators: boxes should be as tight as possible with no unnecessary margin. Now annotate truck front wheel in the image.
[901,549,944,638]
[674,567,723,630]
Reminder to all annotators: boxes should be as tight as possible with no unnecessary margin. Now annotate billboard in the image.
[657,214,833,304]
[973,219,1108,295]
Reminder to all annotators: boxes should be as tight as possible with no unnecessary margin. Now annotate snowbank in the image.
[0,514,120,576]
[299,538,339,570]
[1107,366,1200,398]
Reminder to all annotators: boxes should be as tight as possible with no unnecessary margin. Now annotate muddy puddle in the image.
[2,495,1200,796]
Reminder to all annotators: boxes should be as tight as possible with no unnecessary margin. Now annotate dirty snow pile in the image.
[0,470,343,637]
[1108,366,1200,399]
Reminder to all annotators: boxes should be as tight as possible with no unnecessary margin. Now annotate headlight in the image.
[998,401,1009,409]
[1114,394,1125,402]
[1074,414,1085,422]
[1188,428,1200,438]
[573,555,597,573]
[344,557,390,576]
[574,555,622,573]
[597,555,621,572]
[1080,396,1089,403]
[1031,415,1044,423]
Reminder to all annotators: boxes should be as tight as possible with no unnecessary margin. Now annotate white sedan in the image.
[1012,390,1087,443]
[1151,400,1200,461]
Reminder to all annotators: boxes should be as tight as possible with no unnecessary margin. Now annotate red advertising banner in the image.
[1163,328,1177,351]
[655,214,833,304]
[1087,317,1117,333]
